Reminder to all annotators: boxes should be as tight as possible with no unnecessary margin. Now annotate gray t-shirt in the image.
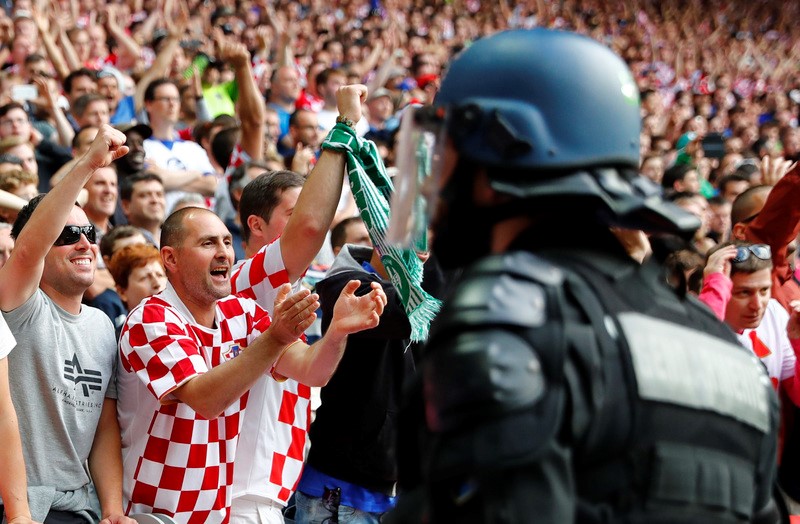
[3,289,118,522]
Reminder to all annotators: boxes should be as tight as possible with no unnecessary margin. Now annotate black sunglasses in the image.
[732,244,771,263]
[54,224,97,246]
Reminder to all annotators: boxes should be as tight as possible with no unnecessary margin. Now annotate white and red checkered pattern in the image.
[118,283,271,523]
[225,143,250,184]
[230,240,312,505]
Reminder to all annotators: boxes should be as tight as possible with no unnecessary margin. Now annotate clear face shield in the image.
[386,104,448,251]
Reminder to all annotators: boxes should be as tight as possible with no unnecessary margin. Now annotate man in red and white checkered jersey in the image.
[228,85,369,523]
[117,205,387,524]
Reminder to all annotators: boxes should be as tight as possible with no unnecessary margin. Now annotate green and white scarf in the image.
[322,123,441,341]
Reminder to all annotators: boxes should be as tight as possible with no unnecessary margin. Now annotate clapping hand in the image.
[270,284,320,346]
[329,280,387,336]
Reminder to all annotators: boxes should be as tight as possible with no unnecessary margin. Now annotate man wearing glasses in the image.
[141,78,218,215]
[0,125,135,524]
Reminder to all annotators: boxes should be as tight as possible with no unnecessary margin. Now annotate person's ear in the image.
[161,246,178,273]
[731,222,747,240]
[246,214,267,236]
[116,284,128,305]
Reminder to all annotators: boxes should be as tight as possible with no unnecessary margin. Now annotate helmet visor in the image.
[386,105,447,249]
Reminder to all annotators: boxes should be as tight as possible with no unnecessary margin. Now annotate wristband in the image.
[336,114,356,129]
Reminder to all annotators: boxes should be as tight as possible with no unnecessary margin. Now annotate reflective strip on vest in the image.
[619,312,771,433]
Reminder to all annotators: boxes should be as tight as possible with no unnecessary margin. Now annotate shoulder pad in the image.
[432,251,564,332]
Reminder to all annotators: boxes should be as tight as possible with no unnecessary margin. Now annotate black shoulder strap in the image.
[554,257,639,463]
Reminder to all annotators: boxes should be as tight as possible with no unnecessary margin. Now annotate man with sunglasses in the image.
[701,242,800,398]
[0,124,136,524]
[730,165,800,510]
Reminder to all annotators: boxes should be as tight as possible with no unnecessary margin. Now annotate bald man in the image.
[116,207,386,523]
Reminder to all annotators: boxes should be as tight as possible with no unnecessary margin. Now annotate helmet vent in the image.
[487,110,533,158]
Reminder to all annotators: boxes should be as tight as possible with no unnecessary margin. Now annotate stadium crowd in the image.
[0,0,799,522]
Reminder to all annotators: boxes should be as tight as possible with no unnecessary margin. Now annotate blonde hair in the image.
[0,168,38,192]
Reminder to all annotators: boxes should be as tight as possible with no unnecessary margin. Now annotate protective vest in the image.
[415,249,781,524]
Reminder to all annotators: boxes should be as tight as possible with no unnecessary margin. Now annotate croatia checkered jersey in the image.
[117,283,271,523]
[230,238,312,505]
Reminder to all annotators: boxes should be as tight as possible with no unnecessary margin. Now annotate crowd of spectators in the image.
[0,0,799,522]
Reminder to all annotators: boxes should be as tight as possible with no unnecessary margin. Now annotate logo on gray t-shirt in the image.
[63,353,103,396]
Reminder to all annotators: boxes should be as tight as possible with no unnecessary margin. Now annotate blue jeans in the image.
[293,491,384,524]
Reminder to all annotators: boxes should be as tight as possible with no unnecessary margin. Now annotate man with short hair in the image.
[96,67,136,126]
[364,88,398,138]
[113,124,151,180]
[82,166,118,236]
[82,165,127,335]
[228,85,368,523]
[330,216,371,257]
[702,242,800,400]
[661,162,701,196]
[315,68,368,136]
[72,94,111,130]
[119,173,166,247]
[142,78,218,212]
[0,136,38,178]
[0,102,71,191]
[0,124,134,524]
[117,206,387,523]
[280,109,321,171]
[63,68,98,131]
[267,66,302,142]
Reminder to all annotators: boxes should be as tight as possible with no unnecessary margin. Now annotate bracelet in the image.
[269,339,303,383]
[336,114,356,129]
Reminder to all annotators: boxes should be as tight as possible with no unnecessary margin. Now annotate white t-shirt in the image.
[143,137,217,213]
[738,299,796,384]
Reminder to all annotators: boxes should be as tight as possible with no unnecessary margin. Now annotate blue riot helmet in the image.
[387,28,699,268]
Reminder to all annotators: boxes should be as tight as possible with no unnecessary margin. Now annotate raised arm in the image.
[279,84,367,282]
[0,125,128,312]
[219,38,264,161]
[133,2,188,114]
[0,190,26,218]
[32,7,71,81]
[32,75,74,148]
[103,4,143,72]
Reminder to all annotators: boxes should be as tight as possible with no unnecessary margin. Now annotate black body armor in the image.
[392,247,781,524]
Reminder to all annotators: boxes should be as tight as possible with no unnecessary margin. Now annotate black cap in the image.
[115,122,153,140]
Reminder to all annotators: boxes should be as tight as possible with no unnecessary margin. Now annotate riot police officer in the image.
[387,28,782,523]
